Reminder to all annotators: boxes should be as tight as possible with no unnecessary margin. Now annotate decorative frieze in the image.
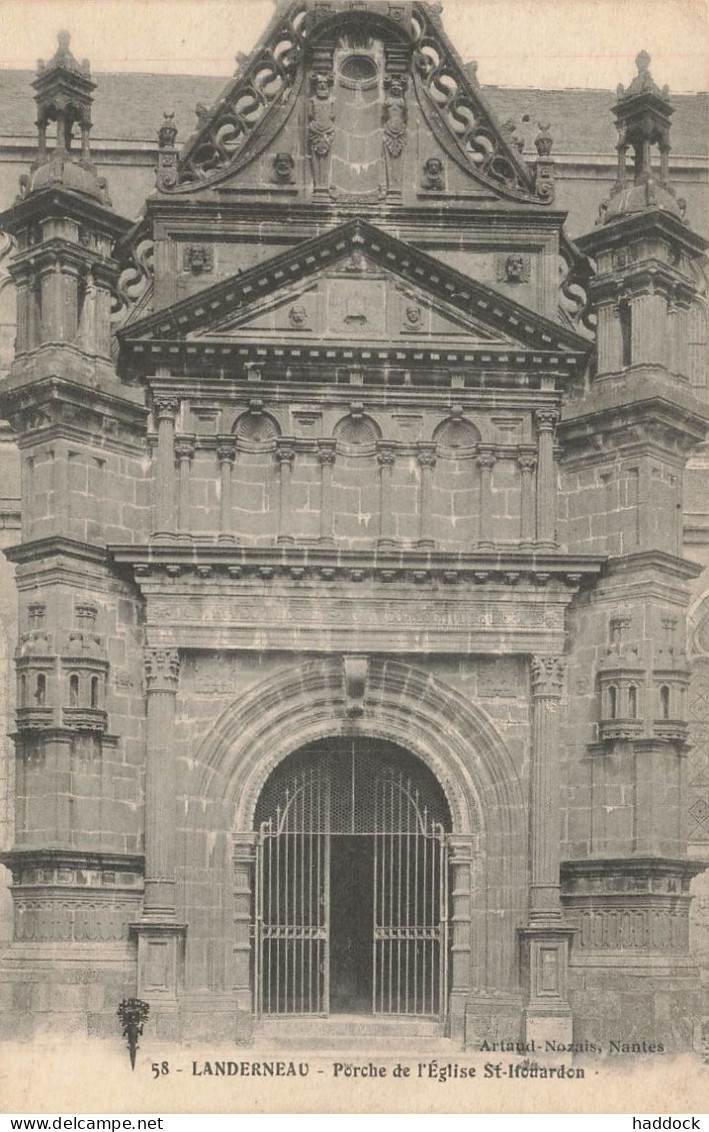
[15,894,142,942]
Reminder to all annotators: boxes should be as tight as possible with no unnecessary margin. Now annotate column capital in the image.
[144,647,180,693]
[275,440,296,465]
[317,439,337,466]
[216,439,236,465]
[174,436,196,461]
[517,447,537,473]
[154,396,180,422]
[377,443,396,467]
[417,443,437,469]
[476,445,496,470]
[534,408,559,432]
[531,654,567,698]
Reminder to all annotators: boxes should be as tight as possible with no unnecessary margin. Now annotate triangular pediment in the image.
[157,0,549,207]
[119,219,590,362]
[192,252,511,348]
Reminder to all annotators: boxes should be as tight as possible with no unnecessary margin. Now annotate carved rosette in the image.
[531,655,567,699]
[144,648,180,694]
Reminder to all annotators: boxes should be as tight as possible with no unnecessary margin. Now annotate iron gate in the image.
[373,767,448,1017]
[255,740,449,1019]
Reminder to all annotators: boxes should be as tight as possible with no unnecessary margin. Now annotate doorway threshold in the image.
[253,1014,452,1052]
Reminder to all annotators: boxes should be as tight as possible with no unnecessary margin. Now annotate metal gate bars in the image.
[255,740,450,1019]
[373,768,448,1017]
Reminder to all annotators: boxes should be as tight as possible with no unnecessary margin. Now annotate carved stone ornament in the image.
[171,7,304,190]
[497,253,531,284]
[158,112,178,149]
[422,156,446,191]
[144,648,180,693]
[183,244,214,275]
[531,655,567,697]
[382,75,408,158]
[288,303,308,327]
[272,152,295,184]
[343,655,368,718]
[153,396,180,421]
[404,304,423,331]
[412,5,545,204]
[308,72,335,154]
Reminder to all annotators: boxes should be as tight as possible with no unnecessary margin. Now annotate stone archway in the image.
[178,656,526,1041]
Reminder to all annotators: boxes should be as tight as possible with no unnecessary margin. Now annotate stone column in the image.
[448,835,474,1044]
[534,409,558,549]
[276,440,296,545]
[153,396,179,540]
[476,446,495,550]
[216,439,237,545]
[417,443,436,548]
[518,449,537,546]
[175,436,195,540]
[520,654,573,1045]
[529,655,566,919]
[132,646,185,1036]
[143,647,180,920]
[318,440,336,545]
[233,832,258,1018]
[377,443,397,547]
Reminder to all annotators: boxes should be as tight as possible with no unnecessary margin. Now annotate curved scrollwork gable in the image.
[410,2,547,204]
[158,0,553,204]
[167,3,309,192]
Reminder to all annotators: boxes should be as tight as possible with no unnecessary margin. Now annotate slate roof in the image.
[0,68,706,157]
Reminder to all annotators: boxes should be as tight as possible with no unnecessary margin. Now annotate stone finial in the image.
[535,123,553,157]
[158,111,178,149]
[45,30,90,76]
[617,49,670,102]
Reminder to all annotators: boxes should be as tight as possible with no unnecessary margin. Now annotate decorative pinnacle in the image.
[41,30,90,76]
[617,48,670,101]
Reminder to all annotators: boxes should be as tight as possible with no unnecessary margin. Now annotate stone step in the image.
[254,1014,452,1049]
[253,1035,459,1052]
[256,1014,443,1039]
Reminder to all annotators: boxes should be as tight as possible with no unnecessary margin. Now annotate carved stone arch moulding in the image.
[179,656,528,1001]
[188,655,524,841]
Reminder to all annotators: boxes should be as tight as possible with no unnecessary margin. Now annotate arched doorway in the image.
[254,736,452,1020]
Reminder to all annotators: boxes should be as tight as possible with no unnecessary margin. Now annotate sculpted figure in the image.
[308,72,335,191]
[383,75,408,158]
